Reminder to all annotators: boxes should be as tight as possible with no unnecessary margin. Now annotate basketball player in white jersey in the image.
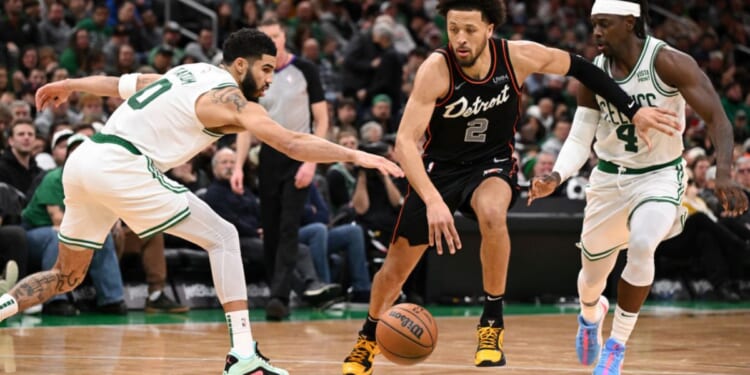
[0,28,402,375]
[529,1,748,374]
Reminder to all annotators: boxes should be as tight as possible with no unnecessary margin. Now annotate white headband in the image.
[591,0,641,17]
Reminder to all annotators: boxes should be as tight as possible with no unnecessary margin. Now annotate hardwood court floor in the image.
[0,306,748,374]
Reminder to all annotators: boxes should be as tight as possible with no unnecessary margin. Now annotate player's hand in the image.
[631,107,681,151]
[352,151,404,178]
[230,168,244,195]
[714,177,749,217]
[294,161,316,189]
[528,172,562,205]
[35,79,72,110]
[426,199,462,255]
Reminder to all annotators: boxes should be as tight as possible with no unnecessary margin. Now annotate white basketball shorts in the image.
[58,136,190,249]
[579,159,688,261]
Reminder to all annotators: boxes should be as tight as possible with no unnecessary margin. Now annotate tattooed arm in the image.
[195,87,403,176]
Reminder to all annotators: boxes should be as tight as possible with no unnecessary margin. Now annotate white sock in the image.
[148,290,162,302]
[610,305,638,344]
[580,296,604,324]
[0,294,18,321]
[226,310,254,357]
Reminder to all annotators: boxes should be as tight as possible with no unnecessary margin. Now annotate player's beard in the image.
[457,37,488,68]
[240,72,260,102]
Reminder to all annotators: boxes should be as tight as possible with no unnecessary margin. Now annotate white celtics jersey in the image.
[103,63,236,171]
[592,36,685,168]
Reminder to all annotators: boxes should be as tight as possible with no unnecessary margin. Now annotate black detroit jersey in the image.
[426,38,521,163]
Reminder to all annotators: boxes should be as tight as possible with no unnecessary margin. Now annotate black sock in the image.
[360,314,378,340]
[480,293,504,328]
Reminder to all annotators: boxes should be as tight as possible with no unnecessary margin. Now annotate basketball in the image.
[376,303,438,365]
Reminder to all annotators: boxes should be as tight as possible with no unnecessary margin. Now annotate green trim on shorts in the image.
[146,157,189,193]
[597,157,682,174]
[137,206,191,238]
[91,133,142,155]
[58,233,103,250]
[578,241,627,261]
[626,163,685,226]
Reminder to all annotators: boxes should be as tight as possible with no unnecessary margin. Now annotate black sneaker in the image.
[97,300,128,315]
[145,293,189,313]
[265,298,289,321]
[42,300,79,316]
[302,282,342,307]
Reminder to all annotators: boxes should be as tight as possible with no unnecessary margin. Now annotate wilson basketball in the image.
[376,303,438,365]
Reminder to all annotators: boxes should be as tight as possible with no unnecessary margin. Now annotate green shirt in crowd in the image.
[22,168,64,228]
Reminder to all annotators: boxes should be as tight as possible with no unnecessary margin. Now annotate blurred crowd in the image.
[0,0,749,314]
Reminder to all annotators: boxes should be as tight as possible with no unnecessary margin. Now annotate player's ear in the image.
[231,57,247,75]
[625,15,636,32]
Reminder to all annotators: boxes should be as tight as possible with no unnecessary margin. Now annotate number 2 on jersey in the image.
[616,124,638,152]
[127,79,173,110]
[465,118,488,143]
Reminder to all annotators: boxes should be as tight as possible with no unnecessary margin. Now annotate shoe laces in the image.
[345,335,376,363]
[477,327,501,350]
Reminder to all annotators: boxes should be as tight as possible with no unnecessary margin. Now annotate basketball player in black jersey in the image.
[342,1,680,373]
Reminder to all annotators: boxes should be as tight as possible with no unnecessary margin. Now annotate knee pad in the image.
[621,240,655,286]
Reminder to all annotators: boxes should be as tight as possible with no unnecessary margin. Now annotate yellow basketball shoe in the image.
[342,333,379,375]
[474,325,506,367]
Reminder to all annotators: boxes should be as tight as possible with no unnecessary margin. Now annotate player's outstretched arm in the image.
[655,47,749,216]
[507,41,680,146]
[35,74,162,110]
[394,53,462,254]
[195,86,404,178]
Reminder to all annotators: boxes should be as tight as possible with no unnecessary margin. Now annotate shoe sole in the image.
[475,356,507,367]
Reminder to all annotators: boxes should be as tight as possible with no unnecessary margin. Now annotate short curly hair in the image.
[437,0,507,28]
[222,28,277,64]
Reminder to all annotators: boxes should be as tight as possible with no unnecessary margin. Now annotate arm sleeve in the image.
[566,53,639,119]
[552,107,600,182]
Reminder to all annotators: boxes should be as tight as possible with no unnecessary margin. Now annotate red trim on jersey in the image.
[422,121,433,153]
[447,40,498,85]
[434,49,454,107]
[390,184,412,244]
[507,98,523,177]
[500,39,522,95]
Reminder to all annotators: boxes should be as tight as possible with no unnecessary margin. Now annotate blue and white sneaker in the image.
[593,338,625,375]
[224,342,288,375]
[576,296,609,365]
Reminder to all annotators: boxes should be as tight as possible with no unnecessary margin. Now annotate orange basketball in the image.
[376,303,438,365]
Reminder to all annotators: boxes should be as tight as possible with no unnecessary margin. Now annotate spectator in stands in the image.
[298,183,371,304]
[206,148,341,311]
[59,28,93,76]
[75,2,111,50]
[114,226,188,313]
[359,121,383,144]
[0,118,41,196]
[114,1,144,52]
[341,20,392,101]
[300,37,339,102]
[691,155,712,191]
[351,143,404,255]
[76,93,106,124]
[103,25,131,69]
[107,44,139,76]
[151,47,175,74]
[148,21,184,66]
[334,97,358,132]
[185,27,222,65]
[0,182,26,295]
[722,82,750,125]
[11,46,38,94]
[360,94,393,133]
[21,134,126,315]
[541,117,572,156]
[37,1,71,55]
[327,129,358,216]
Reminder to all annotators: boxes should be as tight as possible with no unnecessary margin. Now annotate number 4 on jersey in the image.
[616,124,638,152]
